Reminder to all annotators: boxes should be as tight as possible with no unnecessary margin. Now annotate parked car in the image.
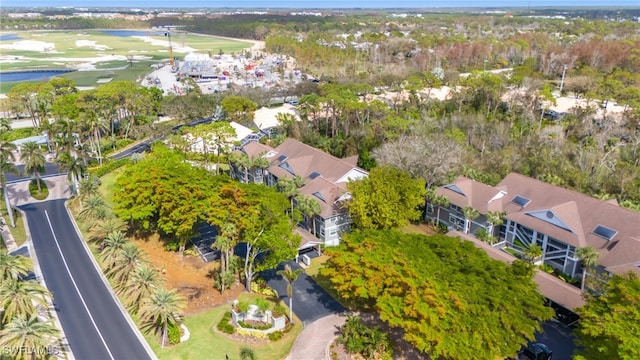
[519,342,552,360]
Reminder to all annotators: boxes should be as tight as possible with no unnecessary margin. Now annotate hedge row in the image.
[89,158,131,178]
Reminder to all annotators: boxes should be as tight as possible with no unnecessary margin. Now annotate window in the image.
[426,203,434,214]
[450,204,462,213]
[592,225,617,240]
[330,229,337,236]
[511,195,531,207]
[444,184,466,196]
[330,217,336,223]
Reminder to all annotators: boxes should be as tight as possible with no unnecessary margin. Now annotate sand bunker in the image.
[75,40,111,51]
[131,36,197,53]
[0,40,55,52]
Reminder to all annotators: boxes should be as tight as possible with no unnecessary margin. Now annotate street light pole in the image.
[559,64,568,93]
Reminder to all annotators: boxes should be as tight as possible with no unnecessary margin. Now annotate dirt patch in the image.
[131,234,245,315]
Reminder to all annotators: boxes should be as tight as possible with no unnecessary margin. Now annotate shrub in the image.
[167,321,181,345]
[217,312,235,334]
[164,240,180,252]
[238,321,271,331]
[268,331,284,341]
[89,158,130,178]
[251,279,277,296]
[272,303,286,318]
[337,315,393,360]
[236,327,267,338]
[29,179,49,200]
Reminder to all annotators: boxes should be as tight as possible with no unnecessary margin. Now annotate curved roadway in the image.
[20,199,154,360]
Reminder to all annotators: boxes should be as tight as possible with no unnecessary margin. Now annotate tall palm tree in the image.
[277,177,305,219]
[577,246,600,291]
[462,206,479,234]
[0,119,20,197]
[297,195,322,236]
[212,222,236,293]
[0,253,32,281]
[120,264,162,314]
[277,264,303,324]
[140,288,185,348]
[251,155,270,185]
[20,141,46,193]
[107,242,145,284]
[486,211,506,237]
[0,279,51,324]
[0,313,59,360]
[82,110,108,165]
[55,151,85,195]
[100,231,129,270]
[431,194,450,226]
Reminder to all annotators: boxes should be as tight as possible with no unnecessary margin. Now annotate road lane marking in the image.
[44,210,115,360]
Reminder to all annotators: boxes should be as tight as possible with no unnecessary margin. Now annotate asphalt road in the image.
[536,320,576,360]
[263,261,345,325]
[5,163,62,183]
[20,199,153,360]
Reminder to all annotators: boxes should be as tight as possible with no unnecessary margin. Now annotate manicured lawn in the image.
[145,292,302,360]
[0,198,27,247]
[99,167,125,207]
[400,223,438,236]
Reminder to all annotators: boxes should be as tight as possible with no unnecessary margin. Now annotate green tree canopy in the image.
[322,230,553,359]
[347,166,426,230]
[574,272,640,360]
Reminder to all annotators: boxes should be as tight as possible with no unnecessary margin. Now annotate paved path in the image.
[6,175,71,208]
[263,261,345,325]
[286,314,346,360]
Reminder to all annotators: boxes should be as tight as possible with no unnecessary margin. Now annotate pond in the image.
[99,30,165,37]
[0,69,75,82]
[0,34,22,41]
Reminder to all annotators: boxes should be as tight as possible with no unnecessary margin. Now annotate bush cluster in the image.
[217,312,235,334]
[268,331,283,341]
[167,321,181,345]
[238,320,271,330]
[89,158,131,178]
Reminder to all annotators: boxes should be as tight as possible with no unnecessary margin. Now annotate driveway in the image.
[536,320,576,360]
[263,261,345,325]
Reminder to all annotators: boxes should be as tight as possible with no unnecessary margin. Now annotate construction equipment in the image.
[164,28,174,69]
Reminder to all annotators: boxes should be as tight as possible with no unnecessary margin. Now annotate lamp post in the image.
[559,64,568,93]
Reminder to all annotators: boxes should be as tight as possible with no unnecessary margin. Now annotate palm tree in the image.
[20,141,46,193]
[83,110,108,165]
[55,151,85,195]
[462,206,479,234]
[79,195,108,224]
[486,211,506,237]
[212,222,236,293]
[577,246,600,291]
[251,155,270,185]
[0,135,19,195]
[120,264,162,314]
[0,313,59,360]
[297,195,322,236]
[139,287,185,348]
[277,264,303,324]
[240,347,257,360]
[277,177,305,219]
[431,194,450,226]
[0,279,51,324]
[100,231,129,270]
[91,216,128,243]
[107,242,145,284]
[523,243,543,264]
[76,176,101,209]
[0,253,32,281]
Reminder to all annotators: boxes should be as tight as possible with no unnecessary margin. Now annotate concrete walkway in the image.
[286,314,346,360]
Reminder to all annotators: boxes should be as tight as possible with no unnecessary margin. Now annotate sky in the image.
[2,0,639,8]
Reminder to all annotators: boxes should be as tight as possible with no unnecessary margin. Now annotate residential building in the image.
[427,173,640,282]
[230,139,368,251]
